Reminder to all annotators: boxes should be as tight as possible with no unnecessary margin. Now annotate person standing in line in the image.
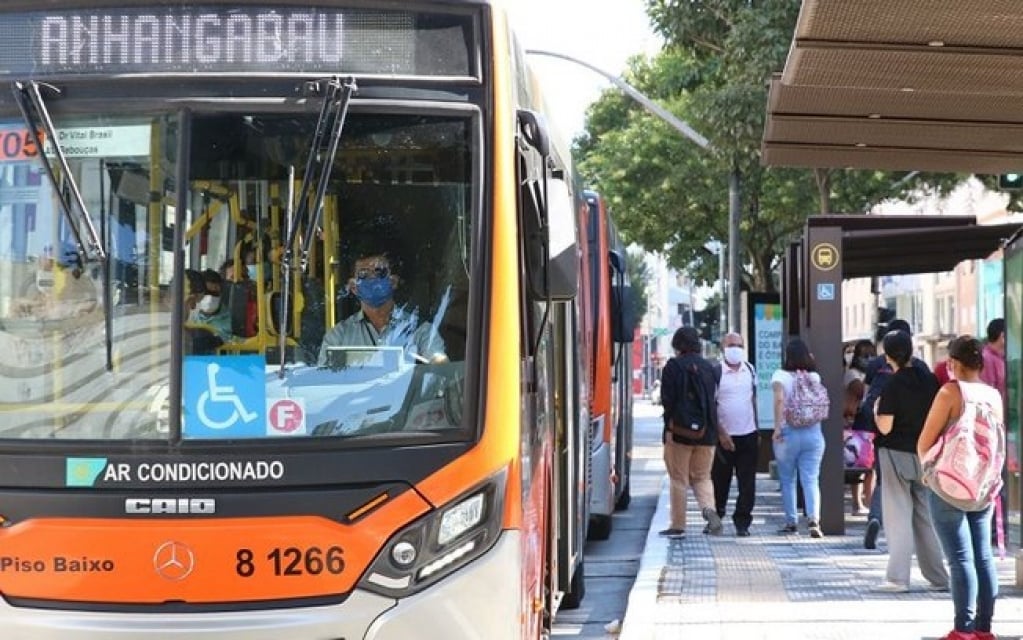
[861,318,931,549]
[872,329,949,593]
[980,318,1006,403]
[772,337,826,538]
[919,336,1002,640]
[658,326,722,538]
[711,332,759,537]
[980,317,1008,547]
[844,339,876,515]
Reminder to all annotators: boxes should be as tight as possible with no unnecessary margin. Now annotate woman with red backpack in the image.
[918,336,1004,640]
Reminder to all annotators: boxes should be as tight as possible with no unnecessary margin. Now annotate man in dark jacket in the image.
[659,326,721,538]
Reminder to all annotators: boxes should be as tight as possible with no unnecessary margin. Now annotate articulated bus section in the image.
[581,191,635,541]
[0,1,591,638]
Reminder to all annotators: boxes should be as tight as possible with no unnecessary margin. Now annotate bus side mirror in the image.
[612,284,636,343]
[528,175,577,301]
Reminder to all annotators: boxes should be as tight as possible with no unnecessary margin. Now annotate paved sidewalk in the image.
[620,469,1023,640]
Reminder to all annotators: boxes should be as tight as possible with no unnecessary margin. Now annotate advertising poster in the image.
[750,297,783,431]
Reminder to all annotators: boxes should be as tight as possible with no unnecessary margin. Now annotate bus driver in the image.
[316,252,447,366]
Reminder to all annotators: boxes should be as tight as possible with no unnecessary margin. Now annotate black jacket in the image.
[660,352,719,445]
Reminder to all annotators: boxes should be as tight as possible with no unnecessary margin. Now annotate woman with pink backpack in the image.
[918,336,1005,640]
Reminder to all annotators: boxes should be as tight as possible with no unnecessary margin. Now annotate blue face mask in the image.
[355,276,393,308]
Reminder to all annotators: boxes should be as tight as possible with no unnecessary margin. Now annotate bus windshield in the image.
[0,108,474,442]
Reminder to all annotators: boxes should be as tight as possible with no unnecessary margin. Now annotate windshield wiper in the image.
[279,76,356,367]
[285,76,356,270]
[11,81,106,262]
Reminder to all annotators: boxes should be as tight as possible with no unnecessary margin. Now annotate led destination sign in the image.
[0,6,474,77]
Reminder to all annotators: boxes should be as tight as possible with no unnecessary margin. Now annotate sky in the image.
[504,0,663,141]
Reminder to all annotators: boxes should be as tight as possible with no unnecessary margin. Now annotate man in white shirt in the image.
[711,332,759,537]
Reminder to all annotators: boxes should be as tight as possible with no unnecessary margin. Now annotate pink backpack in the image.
[921,380,1005,512]
[783,370,830,427]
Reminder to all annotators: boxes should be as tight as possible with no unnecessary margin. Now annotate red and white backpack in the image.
[921,380,1005,512]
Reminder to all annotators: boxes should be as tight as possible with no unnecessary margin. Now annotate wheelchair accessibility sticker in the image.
[184,356,265,439]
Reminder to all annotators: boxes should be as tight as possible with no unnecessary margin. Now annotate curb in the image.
[618,473,668,640]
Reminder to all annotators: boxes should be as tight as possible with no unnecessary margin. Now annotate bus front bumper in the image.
[1,531,523,640]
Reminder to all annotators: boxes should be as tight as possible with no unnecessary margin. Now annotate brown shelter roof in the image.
[762,1,1023,173]
[807,215,1022,279]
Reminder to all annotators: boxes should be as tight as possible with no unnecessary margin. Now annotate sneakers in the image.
[864,518,881,549]
[658,528,685,539]
[702,507,723,535]
[871,581,909,593]
[736,527,751,537]
[776,522,798,534]
[807,520,823,538]
[926,582,950,592]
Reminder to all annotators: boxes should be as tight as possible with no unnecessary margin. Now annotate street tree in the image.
[574,0,963,292]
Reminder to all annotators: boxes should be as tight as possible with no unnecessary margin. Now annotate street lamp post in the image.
[525,49,710,150]
[524,49,744,336]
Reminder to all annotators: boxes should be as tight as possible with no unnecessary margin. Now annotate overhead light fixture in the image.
[868,113,881,119]
[928,40,945,47]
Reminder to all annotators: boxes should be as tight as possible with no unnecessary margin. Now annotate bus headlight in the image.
[438,493,484,545]
[358,467,507,598]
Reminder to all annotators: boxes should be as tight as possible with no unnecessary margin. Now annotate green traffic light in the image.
[1000,173,1023,190]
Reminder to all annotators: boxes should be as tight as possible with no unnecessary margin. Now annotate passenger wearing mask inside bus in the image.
[187,269,234,344]
[316,253,447,367]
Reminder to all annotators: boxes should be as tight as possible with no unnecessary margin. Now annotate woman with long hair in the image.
[919,336,1003,640]
[772,337,826,538]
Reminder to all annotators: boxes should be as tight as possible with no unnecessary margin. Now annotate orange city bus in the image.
[581,191,635,541]
[0,1,592,637]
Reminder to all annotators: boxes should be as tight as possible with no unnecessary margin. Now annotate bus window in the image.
[0,114,177,440]
[182,113,473,441]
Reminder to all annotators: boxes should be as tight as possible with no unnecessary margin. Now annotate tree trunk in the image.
[814,168,831,214]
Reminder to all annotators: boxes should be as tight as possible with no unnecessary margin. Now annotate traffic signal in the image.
[999,173,1023,190]
[874,307,896,343]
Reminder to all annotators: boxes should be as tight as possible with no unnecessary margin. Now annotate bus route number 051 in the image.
[0,129,44,162]
[235,546,345,577]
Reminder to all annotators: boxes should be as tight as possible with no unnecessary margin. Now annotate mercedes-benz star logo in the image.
[153,541,195,581]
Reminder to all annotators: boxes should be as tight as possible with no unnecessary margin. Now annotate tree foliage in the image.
[626,247,651,322]
[573,0,965,292]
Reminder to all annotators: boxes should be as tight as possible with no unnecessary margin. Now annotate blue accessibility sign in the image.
[816,283,836,301]
[183,355,266,439]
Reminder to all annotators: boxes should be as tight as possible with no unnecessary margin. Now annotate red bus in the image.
[582,191,636,540]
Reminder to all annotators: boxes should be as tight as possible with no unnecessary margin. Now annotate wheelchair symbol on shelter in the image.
[197,362,258,430]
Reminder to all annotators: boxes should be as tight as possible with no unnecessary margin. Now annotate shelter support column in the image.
[804,225,845,535]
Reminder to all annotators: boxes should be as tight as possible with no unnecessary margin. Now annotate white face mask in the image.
[723,346,745,365]
[197,294,220,314]
[844,352,854,366]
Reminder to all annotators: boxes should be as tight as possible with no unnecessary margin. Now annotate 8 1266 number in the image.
[235,546,344,577]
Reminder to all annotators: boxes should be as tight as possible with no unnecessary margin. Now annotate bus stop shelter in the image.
[763,1,1023,535]
[782,216,1021,535]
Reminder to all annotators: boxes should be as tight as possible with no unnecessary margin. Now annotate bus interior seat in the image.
[224,280,255,337]
[185,325,224,355]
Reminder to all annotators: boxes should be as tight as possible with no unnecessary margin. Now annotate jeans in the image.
[928,492,997,634]
[712,432,759,530]
[772,424,824,524]
[867,451,883,525]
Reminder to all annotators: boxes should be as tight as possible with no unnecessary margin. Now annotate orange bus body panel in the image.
[0,490,429,603]
[590,198,613,442]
